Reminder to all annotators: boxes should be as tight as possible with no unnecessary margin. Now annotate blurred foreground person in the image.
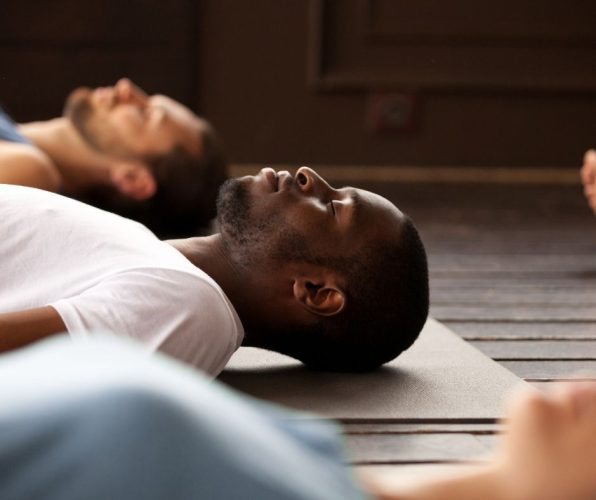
[0,78,226,236]
[1,334,595,500]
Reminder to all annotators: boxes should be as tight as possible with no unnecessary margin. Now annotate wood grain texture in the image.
[343,423,503,434]
[432,287,596,305]
[444,322,596,340]
[500,361,596,381]
[312,0,596,93]
[429,254,596,273]
[470,340,596,360]
[431,305,596,322]
[345,433,496,464]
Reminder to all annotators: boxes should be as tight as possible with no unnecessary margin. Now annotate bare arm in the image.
[0,306,67,353]
[364,466,505,500]
[0,142,62,191]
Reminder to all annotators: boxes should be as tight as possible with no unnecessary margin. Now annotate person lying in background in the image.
[0,167,429,376]
[1,334,595,500]
[0,78,226,236]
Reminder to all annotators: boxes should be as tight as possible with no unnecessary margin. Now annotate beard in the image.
[216,178,252,248]
[215,178,311,268]
[63,88,105,153]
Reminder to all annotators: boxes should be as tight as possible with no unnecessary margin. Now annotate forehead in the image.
[352,187,403,222]
[348,187,406,242]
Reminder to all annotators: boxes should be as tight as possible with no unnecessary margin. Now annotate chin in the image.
[63,87,103,152]
[63,87,93,120]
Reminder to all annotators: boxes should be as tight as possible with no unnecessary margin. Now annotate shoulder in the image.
[54,267,243,376]
[153,268,238,325]
[141,268,244,374]
[0,141,61,191]
[97,267,238,330]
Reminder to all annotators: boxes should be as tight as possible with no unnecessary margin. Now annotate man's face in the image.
[63,78,204,160]
[216,167,405,269]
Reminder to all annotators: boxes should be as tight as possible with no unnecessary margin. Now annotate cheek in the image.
[112,110,145,138]
[144,126,177,155]
[277,196,327,227]
[248,191,329,240]
[272,203,332,256]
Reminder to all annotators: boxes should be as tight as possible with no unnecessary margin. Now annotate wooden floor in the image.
[340,175,596,480]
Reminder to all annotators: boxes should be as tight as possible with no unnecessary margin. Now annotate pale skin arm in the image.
[365,382,596,500]
[0,306,67,353]
[364,466,506,500]
[0,142,62,191]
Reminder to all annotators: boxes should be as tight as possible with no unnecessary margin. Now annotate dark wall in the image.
[2,0,596,167]
[199,0,596,167]
[0,0,199,120]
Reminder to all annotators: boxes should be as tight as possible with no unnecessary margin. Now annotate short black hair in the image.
[83,123,227,238]
[272,217,429,372]
[144,123,228,236]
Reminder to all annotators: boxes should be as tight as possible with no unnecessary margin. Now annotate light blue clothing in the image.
[0,335,367,500]
[0,107,30,144]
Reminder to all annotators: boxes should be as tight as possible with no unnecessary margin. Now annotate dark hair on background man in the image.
[144,123,228,236]
[85,123,227,238]
[272,217,429,372]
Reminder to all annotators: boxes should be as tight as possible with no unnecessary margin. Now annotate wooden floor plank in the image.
[429,254,596,273]
[431,271,596,280]
[432,277,596,288]
[444,322,596,340]
[343,423,503,434]
[345,433,495,465]
[432,288,596,305]
[470,340,596,360]
[500,361,596,380]
[432,305,596,321]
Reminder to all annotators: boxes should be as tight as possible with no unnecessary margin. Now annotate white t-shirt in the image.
[0,185,243,376]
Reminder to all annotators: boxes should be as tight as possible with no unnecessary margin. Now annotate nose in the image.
[115,79,131,101]
[115,78,147,106]
[295,166,333,196]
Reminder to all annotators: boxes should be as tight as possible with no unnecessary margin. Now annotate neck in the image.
[167,234,239,295]
[168,234,306,350]
[167,234,261,340]
[19,118,113,193]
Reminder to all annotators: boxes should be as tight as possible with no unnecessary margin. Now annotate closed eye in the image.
[327,201,336,216]
[145,106,166,125]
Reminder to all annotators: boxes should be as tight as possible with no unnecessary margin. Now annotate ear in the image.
[110,162,157,200]
[292,276,346,317]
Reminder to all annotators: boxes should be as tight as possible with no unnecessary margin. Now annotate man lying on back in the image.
[0,167,429,375]
[0,78,226,235]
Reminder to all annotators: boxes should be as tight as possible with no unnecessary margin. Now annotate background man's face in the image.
[216,167,404,269]
[64,78,203,160]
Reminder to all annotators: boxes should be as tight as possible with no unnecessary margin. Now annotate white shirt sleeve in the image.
[50,268,240,376]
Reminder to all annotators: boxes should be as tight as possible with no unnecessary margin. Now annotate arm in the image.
[0,142,62,191]
[0,306,67,353]
[364,466,505,500]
